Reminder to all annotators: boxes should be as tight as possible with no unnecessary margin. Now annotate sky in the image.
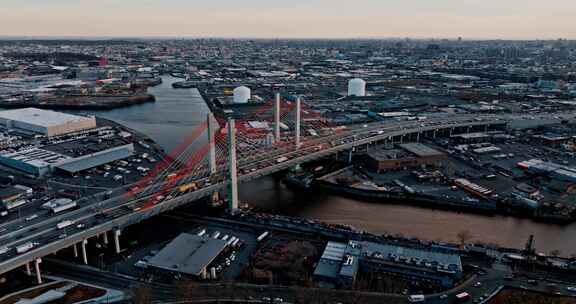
[0,0,575,39]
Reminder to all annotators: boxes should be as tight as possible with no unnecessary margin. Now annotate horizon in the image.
[1,0,575,39]
[0,35,573,42]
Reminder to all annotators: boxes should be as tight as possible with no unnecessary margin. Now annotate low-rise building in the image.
[0,108,96,137]
[364,143,446,173]
[313,240,463,289]
[146,233,229,278]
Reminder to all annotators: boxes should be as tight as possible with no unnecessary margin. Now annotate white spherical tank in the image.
[233,86,251,104]
[348,78,366,97]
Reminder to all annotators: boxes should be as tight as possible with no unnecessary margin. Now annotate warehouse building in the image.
[359,241,463,288]
[313,241,360,288]
[364,143,446,173]
[0,148,70,176]
[313,240,463,288]
[0,143,134,176]
[55,144,134,175]
[0,108,96,136]
[147,233,228,278]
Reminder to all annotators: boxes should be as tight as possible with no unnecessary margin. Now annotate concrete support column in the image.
[449,128,454,136]
[416,132,420,142]
[25,262,31,276]
[81,239,88,265]
[207,113,217,174]
[467,126,471,134]
[73,243,78,258]
[114,229,122,254]
[102,231,109,245]
[274,93,281,140]
[348,150,353,163]
[227,119,239,211]
[295,97,301,148]
[34,258,42,284]
[433,129,437,139]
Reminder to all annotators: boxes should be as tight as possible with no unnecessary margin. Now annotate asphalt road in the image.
[0,112,574,276]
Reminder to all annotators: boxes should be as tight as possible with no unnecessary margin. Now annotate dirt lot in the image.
[0,282,105,304]
[489,289,576,304]
[245,237,320,286]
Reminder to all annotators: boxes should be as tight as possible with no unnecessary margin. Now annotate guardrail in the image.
[0,119,508,275]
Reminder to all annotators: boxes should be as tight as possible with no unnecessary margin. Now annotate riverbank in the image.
[301,179,574,225]
[0,93,156,110]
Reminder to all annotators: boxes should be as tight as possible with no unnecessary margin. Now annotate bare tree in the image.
[131,285,153,304]
[456,230,473,247]
[550,249,561,257]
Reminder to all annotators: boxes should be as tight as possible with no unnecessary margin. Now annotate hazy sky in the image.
[1,0,575,39]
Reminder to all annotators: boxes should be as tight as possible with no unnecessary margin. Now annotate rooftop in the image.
[147,233,228,276]
[360,241,463,272]
[0,108,93,127]
[398,143,444,158]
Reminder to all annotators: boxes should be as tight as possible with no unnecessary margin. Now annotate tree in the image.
[175,279,199,301]
[456,230,473,247]
[549,249,561,257]
[131,285,153,304]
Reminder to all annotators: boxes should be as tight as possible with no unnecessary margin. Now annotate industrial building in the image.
[54,144,134,175]
[359,241,463,288]
[313,240,463,288]
[313,241,360,288]
[146,233,228,278]
[0,108,96,137]
[518,159,576,183]
[0,135,135,177]
[364,143,446,173]
[0,148,70,176]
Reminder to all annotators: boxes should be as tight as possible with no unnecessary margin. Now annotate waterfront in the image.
[73,76,576,256]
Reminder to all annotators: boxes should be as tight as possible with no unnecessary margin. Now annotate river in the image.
[71,76,576,256]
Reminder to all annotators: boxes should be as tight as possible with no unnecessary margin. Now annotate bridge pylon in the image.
[227,119,239,211]
[207,113,217,174]
[274,92,281,141]
[295,97,301,148]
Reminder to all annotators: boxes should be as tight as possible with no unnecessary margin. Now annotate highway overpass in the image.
[0,111,573,279]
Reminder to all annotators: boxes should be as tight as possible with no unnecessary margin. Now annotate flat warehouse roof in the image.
[0,108,93,127]
[56,145,133,173]
[399,143,444,158]
[147,233,228,276]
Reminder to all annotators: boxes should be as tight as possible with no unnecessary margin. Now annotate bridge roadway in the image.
[0,112,573,275]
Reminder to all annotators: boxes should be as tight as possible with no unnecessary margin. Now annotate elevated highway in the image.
[0,112,573,277]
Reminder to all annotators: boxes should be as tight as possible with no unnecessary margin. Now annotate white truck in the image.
[57,220,75,229]
[16,242,37,254]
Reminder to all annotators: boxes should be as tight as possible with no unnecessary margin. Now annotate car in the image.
[439,294,448,299]
[566,286,576,292]
[25,214,38,221]
[474,281,482,287]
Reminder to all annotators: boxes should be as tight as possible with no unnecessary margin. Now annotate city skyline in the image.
[1,0,575,39]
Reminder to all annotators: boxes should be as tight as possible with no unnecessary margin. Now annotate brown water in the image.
[72,76,576,256]
[241,173,576,256]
